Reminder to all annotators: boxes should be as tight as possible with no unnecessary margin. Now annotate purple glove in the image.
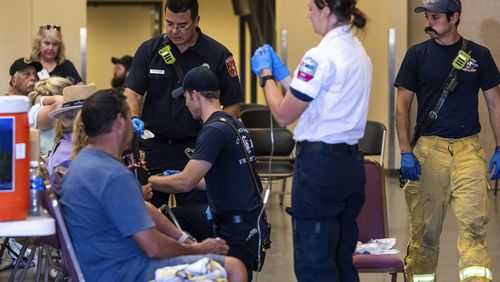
[401,152,421,181]
[263,44,290,81]
[489,149,500,180]
[251,47,272,77]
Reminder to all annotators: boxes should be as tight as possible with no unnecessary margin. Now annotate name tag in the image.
[149,69,165,75]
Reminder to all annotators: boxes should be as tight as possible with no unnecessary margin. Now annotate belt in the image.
[213,210,262,225]
[297,141,358,152]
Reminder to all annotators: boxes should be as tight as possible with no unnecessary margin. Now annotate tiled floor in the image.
[1,175,499,281]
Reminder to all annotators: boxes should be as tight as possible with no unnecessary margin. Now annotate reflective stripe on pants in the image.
[459,266,493,281]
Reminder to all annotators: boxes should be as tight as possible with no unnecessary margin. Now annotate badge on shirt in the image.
[462,57,478,73]
[225,56,238,78]
[150,69,165,75]
[297,57,318,82]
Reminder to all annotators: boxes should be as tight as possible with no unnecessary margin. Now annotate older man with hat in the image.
[111,55,133,89]
[46,83,97,185]
[148,66,269,281]
[5,57,42,96]
[394,0,499,281]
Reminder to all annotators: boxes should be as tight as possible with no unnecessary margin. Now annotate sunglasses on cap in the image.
[39,25,61,31]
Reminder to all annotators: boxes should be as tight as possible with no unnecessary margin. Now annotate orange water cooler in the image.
[0,96,30,221]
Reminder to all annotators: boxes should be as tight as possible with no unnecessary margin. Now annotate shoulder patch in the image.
[225,56,238,78]
[297,57,318,82]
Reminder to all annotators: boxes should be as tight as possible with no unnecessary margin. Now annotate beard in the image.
[111,75,126,89]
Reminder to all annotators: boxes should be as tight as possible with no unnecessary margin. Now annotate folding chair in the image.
[239,103,268,113]
[248,128,295,205]
[358,120,387,166]
[239,107,283,129]
[43,188,85,282]
[354,160,406,282]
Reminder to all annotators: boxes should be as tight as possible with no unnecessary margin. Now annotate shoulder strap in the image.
[207,117,264,201]
[160,35,185,82]
[409,38,469,148]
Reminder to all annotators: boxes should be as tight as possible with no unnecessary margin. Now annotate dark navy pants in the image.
[290,142,365,282]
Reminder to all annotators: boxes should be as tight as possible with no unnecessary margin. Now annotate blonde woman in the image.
[30,25,82,84]
[28,77,73,155]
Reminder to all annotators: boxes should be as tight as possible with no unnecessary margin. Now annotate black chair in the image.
[358,120,387,166]
[239,103,268,113]
[248,128,295,205]
[240,108,283,129]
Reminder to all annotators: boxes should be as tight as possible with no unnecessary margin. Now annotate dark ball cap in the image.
[10,57,43,76]
[111,55,133,70]
[415,0,461,13]
[171,66,220,98]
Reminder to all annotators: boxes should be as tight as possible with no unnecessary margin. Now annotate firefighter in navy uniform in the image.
[123,0,243,210]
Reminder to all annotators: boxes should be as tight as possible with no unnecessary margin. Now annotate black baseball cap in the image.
[9,57,43,76]
[111,55,133,70]
[415,0,461,13]
[171,66,220,98]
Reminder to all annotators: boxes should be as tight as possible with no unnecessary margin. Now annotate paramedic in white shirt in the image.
[250,0,372,281]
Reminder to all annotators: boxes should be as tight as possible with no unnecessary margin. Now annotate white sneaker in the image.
[7,238,37,268]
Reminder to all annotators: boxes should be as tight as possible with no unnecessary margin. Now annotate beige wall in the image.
[87,4,158,89]
[0,0,86,93]
[408,0,500,183]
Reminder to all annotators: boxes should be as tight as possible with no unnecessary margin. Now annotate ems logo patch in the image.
[462,57,478,73]
[225,56,238,77]
[297,57,318,82]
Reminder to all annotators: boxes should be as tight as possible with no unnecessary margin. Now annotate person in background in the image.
[59,89,246,281]
[4,57,42,96]
[111,55,133,90]
[124,0,244,209]
[46,83,97,187]
[251,0,372,281]
[27,77,73,156]
[30,25,83,84]
[395,0,499,281]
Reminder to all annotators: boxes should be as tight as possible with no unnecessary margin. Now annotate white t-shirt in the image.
[290,25,372,145]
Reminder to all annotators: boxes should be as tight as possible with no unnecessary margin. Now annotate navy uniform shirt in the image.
[125,28,244,141]
[395,38,499,138]
[191,111,263,215]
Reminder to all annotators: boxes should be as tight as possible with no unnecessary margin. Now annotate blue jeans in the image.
[290,142,365,282]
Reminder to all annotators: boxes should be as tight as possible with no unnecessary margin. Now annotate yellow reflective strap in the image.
[413,273,435,282]
[459,266,493,281]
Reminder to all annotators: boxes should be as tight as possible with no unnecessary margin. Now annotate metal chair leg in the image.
[8,238,32,282]
[279,178,287,205]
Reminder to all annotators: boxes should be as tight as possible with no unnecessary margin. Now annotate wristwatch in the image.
[259,75,275,88]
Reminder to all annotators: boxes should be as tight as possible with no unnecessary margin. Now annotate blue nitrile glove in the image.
[489,149,500,180]
[251,47,272,77]
[263,44,290,81]
[401,152,421,181]
[162,169,181,176]
[131,117,144,136]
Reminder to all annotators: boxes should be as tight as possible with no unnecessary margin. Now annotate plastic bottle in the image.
[29,161,45,216]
